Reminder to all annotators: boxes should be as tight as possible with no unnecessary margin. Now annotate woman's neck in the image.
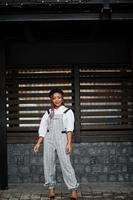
[54,104,63,109]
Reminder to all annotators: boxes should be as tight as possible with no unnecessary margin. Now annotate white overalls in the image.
[43,108,79,190]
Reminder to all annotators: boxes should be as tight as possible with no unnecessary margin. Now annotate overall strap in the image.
[47,109,50,115]
[47,108,70,114]
[63,108,70,114]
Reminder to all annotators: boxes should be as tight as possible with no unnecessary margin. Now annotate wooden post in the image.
[0,42,8,189]
[132,42,133,121]
[73,65,80,143]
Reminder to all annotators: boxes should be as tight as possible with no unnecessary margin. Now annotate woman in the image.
[34,87,79,199]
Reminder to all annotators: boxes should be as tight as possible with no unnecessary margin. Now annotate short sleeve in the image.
[66,109,75,132]
[38,111,49,138]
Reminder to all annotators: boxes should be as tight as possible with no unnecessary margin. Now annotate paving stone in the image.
[93,196,104,199]
[1,183,133,200]
[103,193,113,197]
[114,195,126,200]
[82,195,94,199]
[9,198,20,200]
[20,194,31,199]
[40,194,47,197]
[0,193,11,198]
[30,194,41,199]
[10,192,21,198]
[0,199,10,200]
[126,197,133,200]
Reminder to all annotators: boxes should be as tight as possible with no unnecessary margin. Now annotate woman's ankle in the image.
[48,188,55,198]
[71,190,78,199]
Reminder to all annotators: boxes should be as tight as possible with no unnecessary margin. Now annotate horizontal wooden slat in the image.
[6,92,73,98]
[7,77,72,83]
[6,85,73,91]
[7,130,132,137]
[11,120,132,126]
[80,91,132,96]
[80,130,133,136]
[7,66,73,70]
[7,133,133,144]
[6,99,73,104]
[7,132,37,137]
[79,135,133,142]
[80,72,131,78]
[7,64,130,69]
[80,77,131,82]
[80,105,132,109]
[80,117,132,123]
[79,65,131,70]
[7,120,40,124]
[7,113,45,118]
[7,127,38,132]
[81,111,133,116]
[80,84,132,90]
[6,105,74,111]
[81,124,132,130]
[7,73,72,77]
[7,125,132,133]
[80,98,132,102]
[7,84,132,90]
[7,137,37,144]
[16,74,72,79]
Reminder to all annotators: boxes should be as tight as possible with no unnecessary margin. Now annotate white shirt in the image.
[38,105,75,138]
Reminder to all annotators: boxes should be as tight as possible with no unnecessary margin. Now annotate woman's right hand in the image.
[34,136,44,153]
[34,143,41,153]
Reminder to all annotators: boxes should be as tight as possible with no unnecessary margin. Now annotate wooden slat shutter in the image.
[6,64,133,143]
[6,66,74,143]
[79,64,133,141]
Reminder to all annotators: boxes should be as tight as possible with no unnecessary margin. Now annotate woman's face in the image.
[51,92,63,108]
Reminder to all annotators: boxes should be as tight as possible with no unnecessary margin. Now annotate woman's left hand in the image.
[66,143,72,154]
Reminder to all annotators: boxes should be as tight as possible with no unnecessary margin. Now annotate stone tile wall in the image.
[8,142,133,183]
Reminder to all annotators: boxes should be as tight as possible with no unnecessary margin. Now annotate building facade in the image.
[0,0,133,189]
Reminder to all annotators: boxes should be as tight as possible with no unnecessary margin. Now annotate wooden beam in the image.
[0,41,8,189]
[132,41,133,114]
[73,65,80,143]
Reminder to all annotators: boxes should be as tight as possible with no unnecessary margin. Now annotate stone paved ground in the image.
[0,183,133,200]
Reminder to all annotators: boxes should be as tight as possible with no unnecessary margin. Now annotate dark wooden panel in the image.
[6,39,131,65]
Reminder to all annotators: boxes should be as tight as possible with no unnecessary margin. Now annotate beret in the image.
[49,87,64,98]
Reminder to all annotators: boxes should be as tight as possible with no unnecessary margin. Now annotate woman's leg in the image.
[43,141,56,189]
[56,139,79,191]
